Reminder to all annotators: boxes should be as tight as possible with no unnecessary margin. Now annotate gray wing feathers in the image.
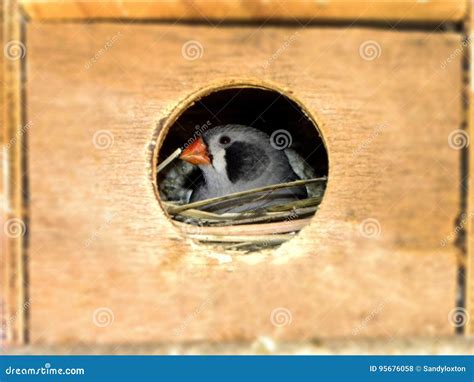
[284,148,325,198]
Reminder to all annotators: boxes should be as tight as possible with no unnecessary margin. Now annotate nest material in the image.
[157,147,327,252]
[161,178,327,252]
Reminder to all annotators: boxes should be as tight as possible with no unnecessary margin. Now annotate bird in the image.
[177,124,309,213]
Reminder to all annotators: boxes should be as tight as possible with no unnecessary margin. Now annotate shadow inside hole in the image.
[159,87,327,174]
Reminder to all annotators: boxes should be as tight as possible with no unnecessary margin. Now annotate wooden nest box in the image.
[1,0,473,348]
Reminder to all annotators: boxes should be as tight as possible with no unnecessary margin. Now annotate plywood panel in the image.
[20,0,467,23]
[26,23,462,344]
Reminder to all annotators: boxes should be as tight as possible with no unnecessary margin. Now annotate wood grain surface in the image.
[2,0,27,346]
[19,0,467,23]
[25,23,463,344]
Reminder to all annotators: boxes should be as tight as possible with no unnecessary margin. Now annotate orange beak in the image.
[179,137,211,165]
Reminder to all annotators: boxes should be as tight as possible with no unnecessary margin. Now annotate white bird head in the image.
[179,124,306,206]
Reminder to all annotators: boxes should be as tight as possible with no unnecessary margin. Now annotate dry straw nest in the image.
[159,149,327,252]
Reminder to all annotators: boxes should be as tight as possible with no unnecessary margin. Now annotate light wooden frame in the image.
[1,0,473,347]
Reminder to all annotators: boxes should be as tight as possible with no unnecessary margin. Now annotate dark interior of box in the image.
[157,87,328,185]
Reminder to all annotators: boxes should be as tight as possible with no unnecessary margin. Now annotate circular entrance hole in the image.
[155,84,328,252]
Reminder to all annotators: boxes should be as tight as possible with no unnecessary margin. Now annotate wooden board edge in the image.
[1,0,469,344]
[2,0,27,346]
[3,336,474,355]
[18,0,467,23]
[0,0,5,351]
[466,0,474,336]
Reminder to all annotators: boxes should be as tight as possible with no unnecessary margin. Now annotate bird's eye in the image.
[219,136,231,145]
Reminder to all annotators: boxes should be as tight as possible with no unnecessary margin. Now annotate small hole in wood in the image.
[155,84,328,253]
